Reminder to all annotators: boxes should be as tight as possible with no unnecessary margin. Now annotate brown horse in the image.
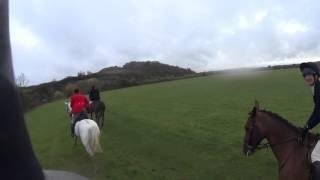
[89,100,106,127]
[243,101,318,180]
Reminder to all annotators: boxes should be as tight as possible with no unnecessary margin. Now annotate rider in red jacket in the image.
[70,89,89,114]
[70,89,89,137]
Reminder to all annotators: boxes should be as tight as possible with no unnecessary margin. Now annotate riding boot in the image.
[70,125,74,138]
[312,161,320,180]
[70,113,79,138]
[70,122,76,138]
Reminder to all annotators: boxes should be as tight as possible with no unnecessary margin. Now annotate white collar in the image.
[311,85,315,95]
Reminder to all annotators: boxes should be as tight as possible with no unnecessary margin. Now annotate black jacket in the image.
[306,80,320,129]
[89,88,100,101]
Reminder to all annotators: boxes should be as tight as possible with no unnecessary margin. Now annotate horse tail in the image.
[80,124,94,157]
[90,123,102,154]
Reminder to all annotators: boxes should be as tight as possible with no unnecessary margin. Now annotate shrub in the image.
[53,91,64,99]
[64,83,77,96]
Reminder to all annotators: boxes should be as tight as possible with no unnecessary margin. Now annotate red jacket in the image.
[70,93,89,113]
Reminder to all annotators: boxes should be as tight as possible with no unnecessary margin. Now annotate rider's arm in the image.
[306,82,320,130]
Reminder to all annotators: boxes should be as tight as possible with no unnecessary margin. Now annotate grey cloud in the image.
[9,0,320,84]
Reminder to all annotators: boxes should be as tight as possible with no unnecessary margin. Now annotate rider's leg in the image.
[312,161,320,180]
[70,117,74,137]
[70,114,73,137]
[311,141,320,179]
[70,124,74,137]
[70,113,78,138]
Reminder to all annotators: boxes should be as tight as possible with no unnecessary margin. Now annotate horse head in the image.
[243,101,316,179]
[64,101,71,113]
[243,100,266,156]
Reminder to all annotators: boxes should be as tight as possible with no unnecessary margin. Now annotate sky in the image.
[9,0,320,85]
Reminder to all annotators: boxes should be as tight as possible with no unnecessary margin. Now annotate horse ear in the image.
[254,100,260,111]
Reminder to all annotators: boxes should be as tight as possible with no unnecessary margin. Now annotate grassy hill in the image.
[20,61,196,111]
[26,69,314,179]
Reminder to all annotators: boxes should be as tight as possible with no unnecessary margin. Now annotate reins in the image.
[255,137,298,150]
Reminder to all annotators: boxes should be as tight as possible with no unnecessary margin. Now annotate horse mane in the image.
[260,110,301,133]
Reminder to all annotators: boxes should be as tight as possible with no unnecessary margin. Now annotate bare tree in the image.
[77,71,86,77]
[86,71,92,75]
[16,73,29,87]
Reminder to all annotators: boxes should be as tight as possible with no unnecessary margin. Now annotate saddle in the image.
[74,111,89,122]
[71,111,89,137]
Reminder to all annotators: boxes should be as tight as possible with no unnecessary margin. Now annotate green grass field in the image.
[26,69,316,180]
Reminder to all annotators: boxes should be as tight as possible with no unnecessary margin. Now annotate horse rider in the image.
[300,62,320,179]
[70,88,89,137]
[89,85,101,109]
[89,85,100,102]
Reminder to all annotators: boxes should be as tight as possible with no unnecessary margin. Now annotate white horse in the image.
[64,101,102,156]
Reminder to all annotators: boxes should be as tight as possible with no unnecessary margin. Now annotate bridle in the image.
[245,111,260,154]
[245,110,298,154]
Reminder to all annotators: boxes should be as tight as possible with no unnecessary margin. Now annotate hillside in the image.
[20,61,195,110]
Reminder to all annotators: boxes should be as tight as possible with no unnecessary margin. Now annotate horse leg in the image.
[91,108,95,119]
[95,112,100,127]
[101,111,105,127]
[97,113,101,128]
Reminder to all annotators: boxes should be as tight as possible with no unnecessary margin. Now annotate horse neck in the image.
[258,112,298,164]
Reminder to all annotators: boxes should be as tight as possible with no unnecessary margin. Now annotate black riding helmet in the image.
[300,62,320,77]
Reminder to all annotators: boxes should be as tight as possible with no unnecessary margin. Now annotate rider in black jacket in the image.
[300,62,320,180]
[89,85,100,102]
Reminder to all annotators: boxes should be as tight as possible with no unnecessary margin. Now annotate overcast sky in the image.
[9,0,320,85]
